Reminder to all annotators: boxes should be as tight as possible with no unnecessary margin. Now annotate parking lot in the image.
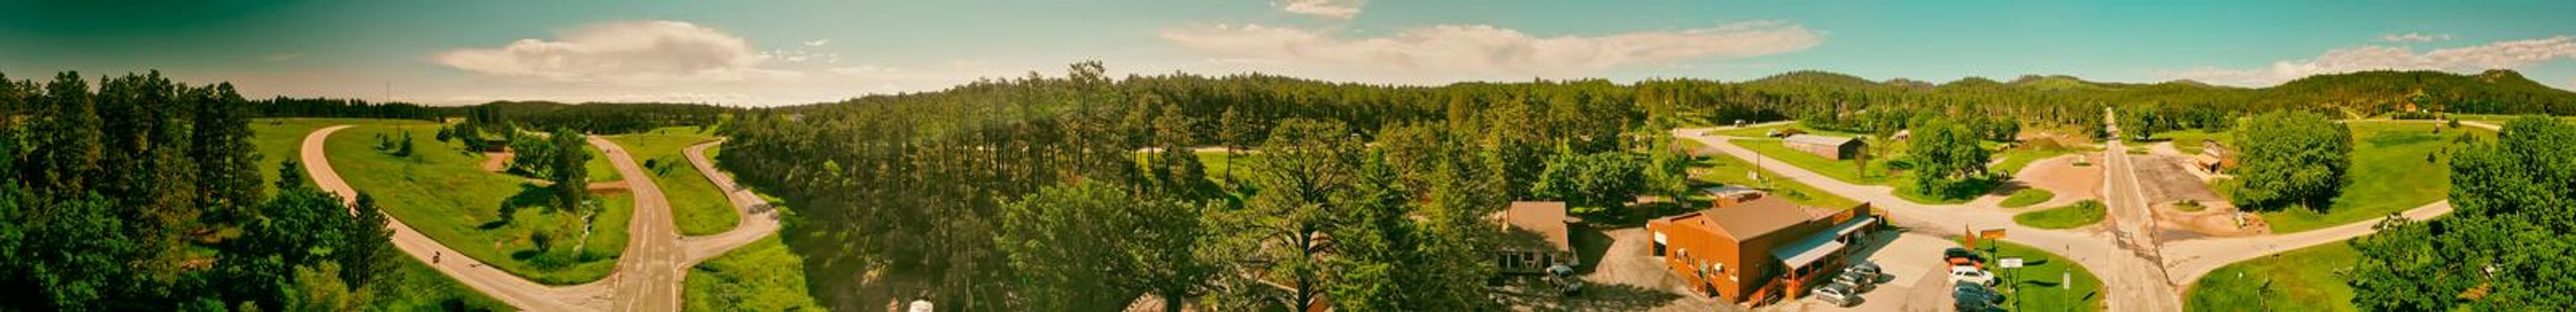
[1758,230,1959,312]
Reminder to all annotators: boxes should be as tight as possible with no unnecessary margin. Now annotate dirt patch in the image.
[2154,201,2269,239]
[586,180,630,193]
[1565,227,1737,311]
[481,152,512,172]
[2130,155,2224,204]
[2007,154,2101,208]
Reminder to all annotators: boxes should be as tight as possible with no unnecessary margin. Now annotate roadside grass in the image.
[584,144,621,183]
[1732,138,1901,185]
[684,235,825,311]
[607,134,738,236]
[327,123,633,284]
[2000,189,2055,208]
[2450,113,2574,126]
[249,118,434,193]
[2257,121,2491,234]
[368,254,513,310]
[1703,122,1861,138]
[2184,242,2360,312]
[648,125,720,135]
[1690,152,1863,209]
[1992,146,2075,175]
[1980,240,2107,312]
[1197,151,1264,188]
[2151,129,2232,154]
[1891,180,1977,205]
[2014,200,2106,229]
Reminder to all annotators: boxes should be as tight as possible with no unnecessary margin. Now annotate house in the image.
[1645,197,1879,306]
[1782,135,1863,160]
[2194,140,2235,174]
[1491,201,1578,275]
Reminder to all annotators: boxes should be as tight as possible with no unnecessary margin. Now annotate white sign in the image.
[1999,258,2025,268]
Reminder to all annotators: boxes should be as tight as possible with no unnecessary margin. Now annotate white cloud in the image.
[1161,21,1822,82]
[829,65,899,75]
[804,38,830,46]
[2380,32,2452,43]
[2161,36,2576,86]
[432,21,796,85]
[1279,0,1364,20]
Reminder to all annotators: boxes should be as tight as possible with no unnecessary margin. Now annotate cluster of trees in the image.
[476,101,728,135]
[2225,111,2354,211]
[2349,116,2576,309]
[0,71,400,310]
[253,96,443,120]
[1906,118,1996,199]
[2118,103,2237,140]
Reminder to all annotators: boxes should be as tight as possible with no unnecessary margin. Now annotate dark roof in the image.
[1497,201,1572,250]
[1784,134,1858,146]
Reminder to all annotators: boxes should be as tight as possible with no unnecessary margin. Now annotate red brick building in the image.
[1644,197,1877,306]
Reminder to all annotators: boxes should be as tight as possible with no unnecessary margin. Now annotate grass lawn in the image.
[368,254,513,310]
[1978,240,2106,312]
[1732,138,1900,185]
[2450,113,2574,126]
[1691,152,1863,209]
[249,118,436,193]
[1197,151,1264,188]
[2184,242,2360,312]
[1703,122,1861,138]
[684,235,826,311]
[328,123,634,284]
[2014,200,2106,229]
[583,144,622,183]
[2151,129,2232,155]
[1992,146,2075,175]
[608,134,738,236]
[2257,121,2491,234]
[2000,189,2055,208]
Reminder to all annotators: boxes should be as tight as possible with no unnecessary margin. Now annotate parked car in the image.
[1845,260,1884,281]
[1812,283,1860,307]
[1949,266,1998,286]
[1954,283,2006,304]
[1832,271,1876,293]
[1545,265,1585,295]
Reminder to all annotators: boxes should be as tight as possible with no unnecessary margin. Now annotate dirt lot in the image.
[2005,154,2100,209]
[2131,155,2224,204]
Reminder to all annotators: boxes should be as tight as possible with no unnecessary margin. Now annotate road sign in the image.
[2000,258,2025,268]
[1980,229,2008,240]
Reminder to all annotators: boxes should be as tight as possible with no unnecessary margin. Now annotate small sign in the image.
[1980,229,2009,240]
[2000,258,2025,268]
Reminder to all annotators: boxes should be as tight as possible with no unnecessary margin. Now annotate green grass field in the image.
[1992,146,2075,175]
[367,254,513,310]
[684,235,825,311]
[1981,240,2107,312]
[327,123,634,284]
[1691,152,1863,209]
[2184,242,2360,312]
[1702,122,1861,138]
[2450,113,2574,126]
[2151,129,2232,155]
[249,118,436,193]
[607,134,739,236]
[2014,200,2105,229]
[2000,189,2055,208]
[1732,138,1900,185]
[2258,121,2491,234]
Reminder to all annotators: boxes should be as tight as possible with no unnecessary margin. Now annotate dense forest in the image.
[0,71,416,310]
[715,62,2576,310]
[253,98,731,135]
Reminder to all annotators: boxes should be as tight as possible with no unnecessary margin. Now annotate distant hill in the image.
[2257,70,2576,114]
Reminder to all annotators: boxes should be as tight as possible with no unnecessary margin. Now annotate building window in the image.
[1652,241,1666,257]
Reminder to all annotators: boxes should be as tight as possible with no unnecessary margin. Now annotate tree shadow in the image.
[486,184,556,229]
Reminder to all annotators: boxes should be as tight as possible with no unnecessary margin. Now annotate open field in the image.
[2000,189,2054,208]
[1993,146,2076,175]
[250,118,435,192]
[1704,122,1862,138]
[1690,151,1863,209]
[2184,242,2360,312]
[1733,138,1901,185]
[1984,240,2107,312]
[2450,113,2575,126]
[326,123,634,284]
[2150,129,2231,155]
[368,254,514,310]
[685,235,825,311]
[2257,121,2491,233]
[608,134,738,236]
[2014,200,2106,229]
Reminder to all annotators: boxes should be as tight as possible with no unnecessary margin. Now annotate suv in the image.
[1832,271,1876,293]
[1949,267,1998,286]
[1811,283,1860,307]
[1845,260,1884,281]
[1545,265,1585,295]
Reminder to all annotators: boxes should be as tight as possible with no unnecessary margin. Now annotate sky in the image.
[4,0,2575,106]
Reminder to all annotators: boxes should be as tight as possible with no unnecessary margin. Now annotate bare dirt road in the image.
[304,125,778,311]
[677,139,783,266]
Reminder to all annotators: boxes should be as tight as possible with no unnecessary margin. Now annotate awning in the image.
[1775,216,1876,269]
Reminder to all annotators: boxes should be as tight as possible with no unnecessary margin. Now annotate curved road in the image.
[302,125,777,311]
[1673,116,2480,311]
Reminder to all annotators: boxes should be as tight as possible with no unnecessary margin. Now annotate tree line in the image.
[0,71,411,310]
[252,98,731,135]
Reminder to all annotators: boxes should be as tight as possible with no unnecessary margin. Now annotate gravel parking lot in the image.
[1760,231,1957,312]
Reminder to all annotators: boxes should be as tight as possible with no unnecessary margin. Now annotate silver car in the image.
[1812,283,1860,307]
[1832,271,1876,293]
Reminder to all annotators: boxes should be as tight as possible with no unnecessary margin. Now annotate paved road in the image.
[677,139,783,266]
[303,125,779,311]
[2098,108,2185,312]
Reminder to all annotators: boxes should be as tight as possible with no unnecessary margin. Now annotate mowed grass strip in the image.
[2258,121,2491,233]
[2184,242,2361,312]
[607,134,739,236]
[327,123,634,284]
[2000,189,2055,208]
[369,254,512,310]
[684,235,825,311]
[1732,138,1900,185]
[2015,200,2105,229]
[1692,151,1862,209]
[1984,240,2107,312]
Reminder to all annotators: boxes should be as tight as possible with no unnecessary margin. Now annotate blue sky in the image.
[4,0,2573,106]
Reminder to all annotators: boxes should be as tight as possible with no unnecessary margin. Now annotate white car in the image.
[1949,267,1997,286]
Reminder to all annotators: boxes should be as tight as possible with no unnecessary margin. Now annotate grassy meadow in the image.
[2184,242,2360,312]
[607,134,740,236]
[2257,121,2490,233]
[326,123,634,284]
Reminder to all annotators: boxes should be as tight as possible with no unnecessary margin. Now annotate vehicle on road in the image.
[1812,283,1860,307]
[1949,267,1998,286]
